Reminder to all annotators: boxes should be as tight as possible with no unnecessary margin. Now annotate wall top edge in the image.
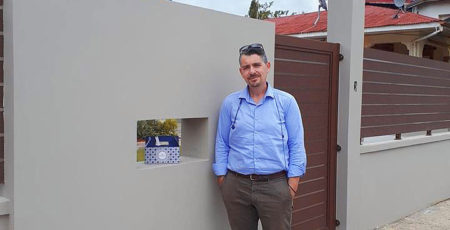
[360,132,450,154]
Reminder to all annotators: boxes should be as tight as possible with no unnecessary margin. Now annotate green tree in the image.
[137,119,178,140]
[247,0,293,19]
[158,119,178,136]
[248,0,259,18]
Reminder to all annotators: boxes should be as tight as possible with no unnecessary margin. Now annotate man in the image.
[213,43,307,230]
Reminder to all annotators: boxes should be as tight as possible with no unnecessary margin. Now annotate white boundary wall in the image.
[327,0,365,229]
[2,0,275,229]
[359,134,450,229]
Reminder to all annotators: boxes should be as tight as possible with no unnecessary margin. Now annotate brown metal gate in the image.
[274,35,339,230]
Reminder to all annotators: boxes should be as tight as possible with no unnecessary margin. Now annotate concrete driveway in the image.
[376,199,450,230]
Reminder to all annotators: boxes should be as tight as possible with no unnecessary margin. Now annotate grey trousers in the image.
[220,172,293,230]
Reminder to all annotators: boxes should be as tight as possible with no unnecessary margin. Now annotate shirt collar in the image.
[238,82,275,102]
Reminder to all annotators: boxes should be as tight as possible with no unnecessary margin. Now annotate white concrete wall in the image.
[416,1,450,19]
[327,0,365,229]
[4,0,275,229]
[359,135,450,229]
[2,0,14,227]
[0,216,9,230]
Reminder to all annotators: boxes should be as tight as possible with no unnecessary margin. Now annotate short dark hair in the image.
[239,45,268,65]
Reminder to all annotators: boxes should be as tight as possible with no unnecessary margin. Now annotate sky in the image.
[171,0,320,17]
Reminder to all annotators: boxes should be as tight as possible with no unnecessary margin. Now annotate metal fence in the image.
[361,48,450,139]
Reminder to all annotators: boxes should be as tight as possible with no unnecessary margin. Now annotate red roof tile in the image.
[266,5,441,35]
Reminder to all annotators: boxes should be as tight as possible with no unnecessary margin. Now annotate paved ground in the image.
[376,199,450,230]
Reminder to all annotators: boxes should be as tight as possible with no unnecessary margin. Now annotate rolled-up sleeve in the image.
[212,98,232,176]
[285,97,307,178]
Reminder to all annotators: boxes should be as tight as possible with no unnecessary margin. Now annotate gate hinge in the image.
[339,54,344,61]
[336,219,341,226]
[336,145,342,152]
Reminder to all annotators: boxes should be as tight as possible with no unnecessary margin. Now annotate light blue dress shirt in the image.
[213,84,307,178]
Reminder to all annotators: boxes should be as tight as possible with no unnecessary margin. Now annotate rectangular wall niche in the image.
[136,118,208,169]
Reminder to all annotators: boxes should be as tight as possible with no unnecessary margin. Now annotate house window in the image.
[422,45,436,60]
[371,43,409,55]
[371,43,394,52]
[443,56,450,63]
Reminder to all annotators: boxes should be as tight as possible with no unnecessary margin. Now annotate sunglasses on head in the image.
[239,43,264,54]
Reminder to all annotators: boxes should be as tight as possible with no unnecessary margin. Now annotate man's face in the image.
[239,54,271,88]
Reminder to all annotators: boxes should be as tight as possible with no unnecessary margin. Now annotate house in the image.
[366,0,450,19]
[365,0,413,9]
[366,0,450,20]
[408,0,450,21]
[267,4,450,62]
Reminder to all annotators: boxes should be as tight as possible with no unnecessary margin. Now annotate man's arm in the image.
[213,98,232,181]
[284,96,307,178]
[288,177,300,198]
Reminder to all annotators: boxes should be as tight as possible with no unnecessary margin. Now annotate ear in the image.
[239,67,244,76]
[266,61,271,72]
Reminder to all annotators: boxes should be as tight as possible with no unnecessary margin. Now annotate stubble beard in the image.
[247,75,261,88]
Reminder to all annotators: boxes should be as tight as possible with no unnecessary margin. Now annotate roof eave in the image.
[290,31,327,39]
[287,22,443,38]
[365,22,443,33]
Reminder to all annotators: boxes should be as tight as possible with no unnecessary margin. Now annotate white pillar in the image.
[327,1,365,229]
[405,41,424,57]
[416,41,424,57]
[404,42,413,56]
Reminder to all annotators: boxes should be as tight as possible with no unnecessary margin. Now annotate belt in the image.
[228,170,286,182]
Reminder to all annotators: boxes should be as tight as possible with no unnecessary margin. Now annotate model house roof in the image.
[266,5,441,35]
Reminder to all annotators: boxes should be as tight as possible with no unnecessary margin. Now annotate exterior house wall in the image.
[315,32,447,60]
[365,34,449,60]
[415,1,450,19]
[359,135,450,229]
[431,45,449,60]
[4,0,275,229]
[364,34,418,48]
[393,42,409,54]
